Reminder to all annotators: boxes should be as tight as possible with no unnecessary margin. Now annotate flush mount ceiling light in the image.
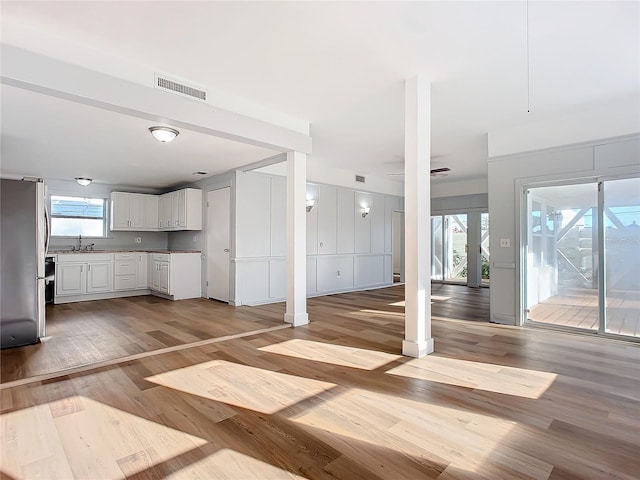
[149,126,179,143]
[75,177,92,186]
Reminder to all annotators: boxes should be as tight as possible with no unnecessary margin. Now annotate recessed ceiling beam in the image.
[1,46,312,155]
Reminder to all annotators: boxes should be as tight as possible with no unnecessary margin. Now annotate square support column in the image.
[403,76,434,358]
[284,151,309,326]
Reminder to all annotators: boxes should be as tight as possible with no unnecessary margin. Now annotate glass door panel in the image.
[603,178,640,337]
[444,214,467,283]
[431,216,443,281]
[526,184,598,330]
[481,212,490,286]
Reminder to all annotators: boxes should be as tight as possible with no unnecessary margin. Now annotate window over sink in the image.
[50,195,107,237]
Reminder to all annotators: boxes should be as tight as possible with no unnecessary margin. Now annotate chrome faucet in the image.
[77,234,82,251]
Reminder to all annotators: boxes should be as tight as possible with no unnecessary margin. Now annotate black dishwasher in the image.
[45,256,55,304]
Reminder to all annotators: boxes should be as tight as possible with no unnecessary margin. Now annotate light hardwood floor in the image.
[1,285,639,479]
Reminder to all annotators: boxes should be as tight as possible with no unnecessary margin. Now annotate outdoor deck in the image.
[529,287,640,337]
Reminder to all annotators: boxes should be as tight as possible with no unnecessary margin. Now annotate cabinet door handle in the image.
[80,265,83,273]
[88,264,91,271]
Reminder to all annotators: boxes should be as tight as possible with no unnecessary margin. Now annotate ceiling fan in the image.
[387,167,451,177]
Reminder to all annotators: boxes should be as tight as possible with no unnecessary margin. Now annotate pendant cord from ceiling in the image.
[526,0,530,113]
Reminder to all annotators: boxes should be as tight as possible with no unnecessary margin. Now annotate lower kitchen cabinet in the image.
[150,253,201,300]
[86,262,112,293]
[55,251,200,303]
[56,253,113,297]
[56,263,86,296]
[136,253,148,288]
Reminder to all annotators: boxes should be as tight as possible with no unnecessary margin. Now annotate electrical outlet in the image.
[193,235,197,243]
[499,238,510,248]
[135,236,142,244]
[337,270,341,277]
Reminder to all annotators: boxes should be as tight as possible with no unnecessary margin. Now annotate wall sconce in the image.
[361,206,370,218]
[306,199,315,212]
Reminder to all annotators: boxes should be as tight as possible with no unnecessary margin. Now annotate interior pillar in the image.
[403,76,434,358]
[284,151,309,326]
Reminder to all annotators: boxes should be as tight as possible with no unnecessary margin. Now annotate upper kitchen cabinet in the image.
[159,188,202,231]
[111,188,201,232]
[110,192,154,231]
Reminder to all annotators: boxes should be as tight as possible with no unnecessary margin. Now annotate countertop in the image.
[48,249,201,255]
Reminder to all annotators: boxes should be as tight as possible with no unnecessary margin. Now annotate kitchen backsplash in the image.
[49,230,169,252]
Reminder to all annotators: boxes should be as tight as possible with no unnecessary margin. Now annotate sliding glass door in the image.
[603,177,640,337]
[481,212,490,286]
[444,214,468,283]
[524,177,639,339]
[431,212,489,286]
[525,184,598,331]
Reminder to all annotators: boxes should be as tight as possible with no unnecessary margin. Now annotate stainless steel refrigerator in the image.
[1,178,48,349]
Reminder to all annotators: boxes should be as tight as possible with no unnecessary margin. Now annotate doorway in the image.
[392,211,405,283]
[431,211,488,287]
[524,177,640,338]
[207,188,231,302]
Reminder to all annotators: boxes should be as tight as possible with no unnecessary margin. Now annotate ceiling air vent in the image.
[155,73,207,101]
[355,175,366,183]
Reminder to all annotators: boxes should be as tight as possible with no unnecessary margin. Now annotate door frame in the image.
[207,187,231,303]
[518,173,640,342]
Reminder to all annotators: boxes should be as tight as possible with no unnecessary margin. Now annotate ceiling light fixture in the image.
[149,126,179,143]
[75,177,92,186]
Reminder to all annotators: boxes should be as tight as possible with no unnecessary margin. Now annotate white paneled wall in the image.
[234,171,403,306]
[336,188,355,254]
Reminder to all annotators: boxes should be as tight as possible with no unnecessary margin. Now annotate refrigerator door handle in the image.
[44,206,51,254]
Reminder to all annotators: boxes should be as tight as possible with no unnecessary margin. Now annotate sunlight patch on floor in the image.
[291,387,548,475]
[146,360,336,414]
[356,308,403,317]
[259,339,402,370]
[0,396,206,479]
[389,300,405,307]
[162,448,309,479]
[389,294,450,308]
[387,356,557,399]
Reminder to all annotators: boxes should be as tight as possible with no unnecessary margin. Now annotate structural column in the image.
[403,76,434,357]
[284,151,309,326]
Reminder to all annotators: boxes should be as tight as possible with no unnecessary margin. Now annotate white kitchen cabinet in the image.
[149,252,200,299]
[136,253,148,288]
[159,188,202,231]
[151,261,170,294]
[56,253,113,297]
[86,262,112,293]
[110,192,156,231]
[144,195,159,230]
[111,192,130,230]
[113,252,149,291]
[159,192,174,229]
[56,263,86,296]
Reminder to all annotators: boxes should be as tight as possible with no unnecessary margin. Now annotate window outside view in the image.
[50,195,106,237]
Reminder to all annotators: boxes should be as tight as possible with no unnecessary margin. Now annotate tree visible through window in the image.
[50,195,106,237]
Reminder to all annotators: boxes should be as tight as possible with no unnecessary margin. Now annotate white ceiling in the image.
[1,1,638,189]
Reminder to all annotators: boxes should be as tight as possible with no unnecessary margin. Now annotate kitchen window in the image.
[50,195,107,237]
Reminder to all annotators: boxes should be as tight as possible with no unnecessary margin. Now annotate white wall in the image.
[46,178,168,251]
[487,135,640,325]
[232,170,403,306]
